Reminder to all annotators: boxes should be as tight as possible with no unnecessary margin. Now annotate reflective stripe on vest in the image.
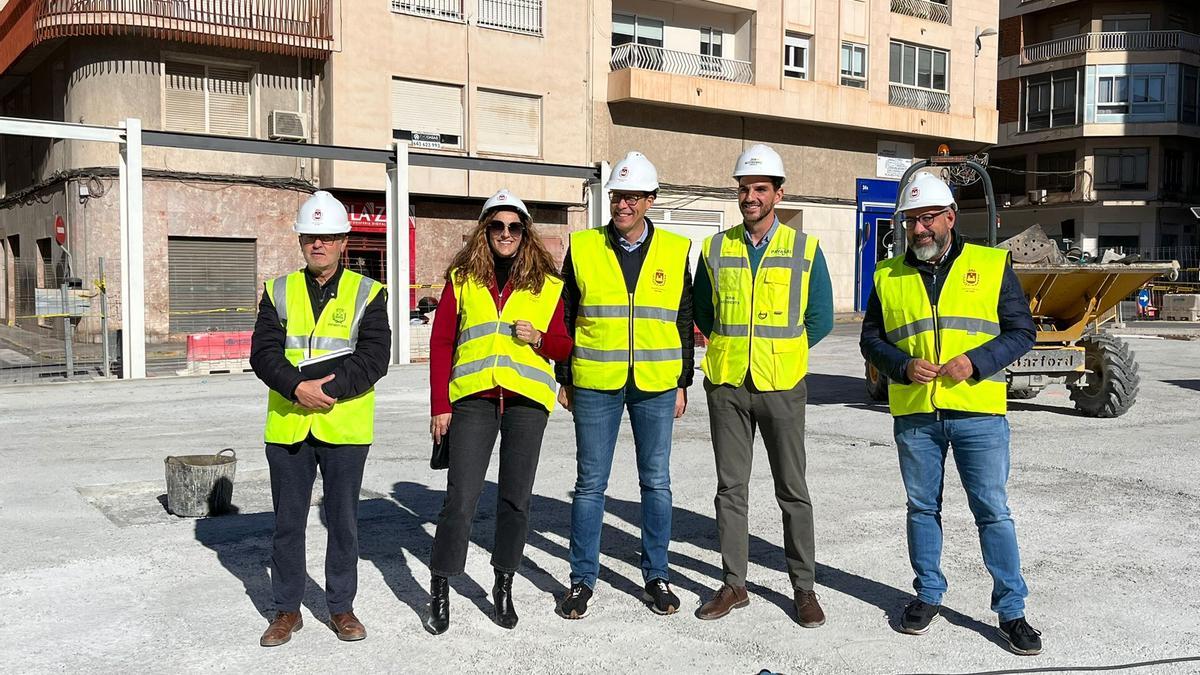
[448,270,563,412]
[569,226,690,392]
[262,269,384,445]
[874,243,1010,416]
[701,222,817,391]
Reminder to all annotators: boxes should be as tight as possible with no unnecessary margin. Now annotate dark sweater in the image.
[555,220,695,390]
[859,231,1036,396]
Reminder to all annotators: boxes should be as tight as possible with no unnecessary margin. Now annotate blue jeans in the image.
[895,413,1029,621]
[568,385,676,589]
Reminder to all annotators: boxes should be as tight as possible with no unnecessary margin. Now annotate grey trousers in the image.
[705,376,815,591]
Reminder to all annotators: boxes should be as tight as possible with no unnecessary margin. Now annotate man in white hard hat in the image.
[249,190,391,646]
[556,151,694,619]
[859,172,1041,655]
[693,143,834,628]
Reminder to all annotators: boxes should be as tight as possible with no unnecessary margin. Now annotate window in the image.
[1025,69,1079,130]
[1181,65,1199,124]
[163,59,254,136]
[1102,15,1151,32]
[989,156,1028,198]
[1049,21,1079,40]
[889,41,948,91]
[167,237,257,334]
[612,13,664,50]
[391,78,463,150]
[476,90,541,157]
[840,42,867,88]
[1097,75,1128,114]
[1036,152,1076,192]
[1095,148,1150,190]
[784,33,811,80]
[1163,150,1184,192]
[701,27,724,75]
[1131,74,1165,114]
[478,0,542,35]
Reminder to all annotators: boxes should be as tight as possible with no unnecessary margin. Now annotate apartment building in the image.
[0,0,328,347]
[964,0,1200,263]
[326,0,591,296]
[594,0,1000,311]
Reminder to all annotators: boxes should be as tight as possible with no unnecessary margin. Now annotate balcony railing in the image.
[1024,30,1200,64]
[477,0,541,35]
[610,43,753,85]
[889,83,950,113]
[890,0,951,26]
[35,0,333,55]
[391,0,463,21]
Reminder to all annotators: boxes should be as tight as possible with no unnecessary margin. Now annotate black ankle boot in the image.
[492,570,518,629]
[424,575,450,635]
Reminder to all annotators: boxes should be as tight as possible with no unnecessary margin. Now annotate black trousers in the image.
[266,436,369,614]
[430,396,549,577]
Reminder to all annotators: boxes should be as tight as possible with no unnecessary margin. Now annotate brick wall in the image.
[999,15,1021,58]
[998,78,1021,125]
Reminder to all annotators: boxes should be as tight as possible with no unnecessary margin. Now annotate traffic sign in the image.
[54,214,66,245]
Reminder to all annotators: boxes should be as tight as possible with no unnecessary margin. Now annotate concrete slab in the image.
[1,325,1198,673]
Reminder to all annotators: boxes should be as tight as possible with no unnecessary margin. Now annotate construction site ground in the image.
[1,324,1198,674]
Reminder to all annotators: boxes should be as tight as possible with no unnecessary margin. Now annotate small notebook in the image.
[297,347,353,379]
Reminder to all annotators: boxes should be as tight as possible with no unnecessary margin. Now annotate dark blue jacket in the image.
[859,231,1035,391]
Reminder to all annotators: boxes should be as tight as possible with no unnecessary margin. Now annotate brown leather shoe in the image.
[330,611,366,641]
[697,584,749,620]
[260,611,303,647]
[794,589,826,628]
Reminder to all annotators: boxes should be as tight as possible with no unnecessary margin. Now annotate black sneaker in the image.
[642,579,680,615]
[559,583,593,620]
[899,599,942,635]
[999,617,1042,655]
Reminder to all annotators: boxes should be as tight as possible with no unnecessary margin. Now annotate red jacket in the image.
[429,278,572,415]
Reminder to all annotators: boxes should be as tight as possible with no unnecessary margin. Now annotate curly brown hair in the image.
[444,206,561,294]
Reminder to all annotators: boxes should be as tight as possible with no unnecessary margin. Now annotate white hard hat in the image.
[896,172,957,213]
[605,151,659,192]
[295,191,350,234]
[733,144,786,180]
[481,189,530,219]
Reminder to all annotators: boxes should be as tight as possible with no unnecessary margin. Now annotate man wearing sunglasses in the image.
[249,190,391,647]
[859,172,1041,655]
[556,151,694,619]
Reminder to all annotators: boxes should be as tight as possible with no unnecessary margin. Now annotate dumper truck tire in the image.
[865,362,889,402]
[1068,334,1139,418]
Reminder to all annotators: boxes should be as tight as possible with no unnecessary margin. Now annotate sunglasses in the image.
[299,233,347,245]
[487,220,525,236]
[903,208,951,228]
[609,193,648,205]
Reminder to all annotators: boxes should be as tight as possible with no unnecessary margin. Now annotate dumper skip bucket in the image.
[164,448,237,517]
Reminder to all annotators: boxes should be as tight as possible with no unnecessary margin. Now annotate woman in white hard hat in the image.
[424,189,573,634]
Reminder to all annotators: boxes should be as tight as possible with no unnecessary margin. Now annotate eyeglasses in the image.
[486,220,525,237]
[609,193,648,205]
[299,233,347,245]
[903,208,951,228]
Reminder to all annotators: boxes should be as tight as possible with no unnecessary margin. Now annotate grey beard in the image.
[912,240,941,261]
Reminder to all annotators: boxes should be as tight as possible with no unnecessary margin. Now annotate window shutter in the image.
[207,66,253,137]
[164,61,207,133]
[391,79,464,147]
[475,90,540,156]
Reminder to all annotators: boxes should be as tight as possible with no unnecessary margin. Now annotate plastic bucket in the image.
[164,448,237,517]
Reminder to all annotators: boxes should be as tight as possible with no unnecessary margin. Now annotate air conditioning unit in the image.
[269,110,309,142]
[1027,189,1047,204]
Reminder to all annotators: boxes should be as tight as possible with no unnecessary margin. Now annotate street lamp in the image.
[975,26,998,57]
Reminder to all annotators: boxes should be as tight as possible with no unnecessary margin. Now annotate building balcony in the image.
[889,83,950,113]
[28,0,333,57]
[890,0,951,26]
[1023,30,1200,65]
[609,43,753,85]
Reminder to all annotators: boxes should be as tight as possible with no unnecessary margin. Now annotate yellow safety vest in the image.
[569,225,690,392]
[263,269,384,445]
[873,243,1009,416]
[449,270,563,412]
[701,222,818,391]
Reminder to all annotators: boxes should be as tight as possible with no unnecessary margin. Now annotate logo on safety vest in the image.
[758,311,768,320]
[964,269,979,287]
[332,308,348,325]
[654,269,666,286]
